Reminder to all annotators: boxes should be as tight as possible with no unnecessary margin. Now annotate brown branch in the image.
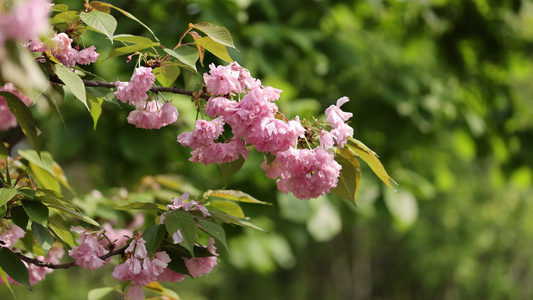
[14,245,128,270]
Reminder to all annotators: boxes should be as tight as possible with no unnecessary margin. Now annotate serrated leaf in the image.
[113,34,159,45]
[48,219,74,247]
[347,137,395,188]
[88,286,118,300]
[164,210,197,257]
[31,222,55,253]
[54,63,88,110]
[331,147,361,205]
[0,91,40,154]
[87,92,103,130]
[208,200,245,218]
[153,64,180,87]
[10,206,29,230]
[218,155,244,183]
[107,44,156,60]
[193,22,235,48]
[0,188,17,207]
[90,1,159,41]
[0,247,31,290]
[204,189,271,205]
[143,224,167,258]
[22,200,49,226]
[80,11,117,42]
[164,47,199,72]
[195,36,233,63]
[198,219,228,253]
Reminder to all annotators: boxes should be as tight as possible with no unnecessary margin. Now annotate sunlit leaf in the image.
[48,204,99,226]
[51,4,68,12]
[80,11,117,42]
[88,286,119,300]
[144,281,180,300]
[54,64,88,110]
[209,212,266,231]
[0,247,31,290]
[0,91,40,154]
[331,147,361,205]
[347,137,395,188]
[113,34,159,45]
[48,219,74,247]
[194,36,233,63]
[0,268,17,299]
[90,1,159,41]
[153,64,180,87]
[87,93,103,130]
[208,200,245,219]
[0,141,8,161]
[163,47,199,72]
[29,162,60,192]
[193,22,235,48]
[204,190,271,205]
[0,188,17,207]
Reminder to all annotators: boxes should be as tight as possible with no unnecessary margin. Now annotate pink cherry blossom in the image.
[330,123,354,148]
[68,226,109,270]
[114,67,155,107]
[189,137,249,166]
[177,117,225,149]
[0,225,25,250]
[273,147,342,199]
[204,96,238,118]
[5,0,51,41]
[184,238,218,277]
[77,46,99,65]
[172,230,184,244]
[0,83,33,131]
[203,63,244,95]
[325,96,353,128]
[246,116,305,153]
[157,268,186,282]
[127,100,178,129]
[167,192,211,217]
[319,130,335,149]
[124,285,145,300]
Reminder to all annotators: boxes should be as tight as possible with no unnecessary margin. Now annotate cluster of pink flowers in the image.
[0,0,51,48]
[28,33,99,67]
[115,67,179,129]
[0,225,64,285]
[179,62,356,199]
[0,83,33,131]
[68,226,109,270]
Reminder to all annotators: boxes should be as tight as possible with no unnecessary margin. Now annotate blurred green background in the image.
[3,0,533,299]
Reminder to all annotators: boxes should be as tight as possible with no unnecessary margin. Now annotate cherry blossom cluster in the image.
[115,67,179,129]
[0,225,65,285]
[28,33,100,67]
[0,0,52,49]
[178,62,355,199]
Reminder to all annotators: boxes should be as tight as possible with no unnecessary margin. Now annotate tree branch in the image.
[15,245,128,270]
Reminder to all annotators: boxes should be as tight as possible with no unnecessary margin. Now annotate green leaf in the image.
[114,202,158,211]
[193,22,235,48]
[0,205,7,219]
[0,247,31,290]
[51,3,68,12]
[153,64,180,87]
[208,200,245,218]
[347,137,395,188]
[10,206,29,230]
[36,188,76,209]
[143,224,167,258]
[87,92,103,130]
[331,147,361,205]
[195,36,233,63]
[48,204,99,226]
[144,282,181,300]
[48,219,74,247]
[113,34,159,45]
[218,155,245,183]
[22,200,49,226]
[0,141,8,161]
[80,11,117,42]
[0,91,40,154]
[164,209,197,257]
[17,188,37,200]
[0,188,17,207]
[19,149,54,174]
[54,63,88,110]
[209,212,266,231]
[31,222,55,253]
[29,161,60,192]
[0,267,17,300]
[204,189,271,205]
[106,44,156,60]
[163,47,199,72]
[163,249,191,276]
[197,219,229,253]
[88,286,119,300]
[90,1,159,41]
